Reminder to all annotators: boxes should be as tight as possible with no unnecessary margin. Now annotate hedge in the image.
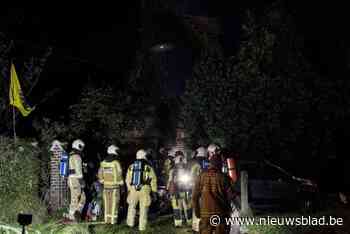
[0,136,47,224]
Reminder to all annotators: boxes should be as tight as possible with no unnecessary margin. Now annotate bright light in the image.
[179,173,191,184]
[149,43,174,53]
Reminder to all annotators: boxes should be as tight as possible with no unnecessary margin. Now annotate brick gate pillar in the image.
[49,140,68,211]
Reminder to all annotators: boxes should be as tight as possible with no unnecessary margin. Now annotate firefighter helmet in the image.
[107,145,120,155]
[196,146,207,157]
[136,149,147,159]
[207,143,220,154]
[72,139,85,151]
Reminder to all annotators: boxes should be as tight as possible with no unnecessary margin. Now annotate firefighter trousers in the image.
[68,178,86,220]
[103,187,120,224]
[171,193,192,227]
[126,187,151,231]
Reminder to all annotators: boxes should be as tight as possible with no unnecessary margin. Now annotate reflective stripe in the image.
[104,188,119,224]
[105,189,118,223]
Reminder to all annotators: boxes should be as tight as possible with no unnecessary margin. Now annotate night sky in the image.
[1,5,139,115]
[2,2,350,128]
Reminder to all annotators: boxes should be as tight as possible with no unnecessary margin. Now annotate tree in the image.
[69,83,150,145]
[181,2,343,167]
[68,47,170,145]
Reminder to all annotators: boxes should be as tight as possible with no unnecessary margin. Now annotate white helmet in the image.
[207,143,220,154]
[72,139,85,151]
[196,147,207,157]
[107,145,120,155]
[136,149,147,160]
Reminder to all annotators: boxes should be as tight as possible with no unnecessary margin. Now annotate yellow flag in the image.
[9,63,34,117]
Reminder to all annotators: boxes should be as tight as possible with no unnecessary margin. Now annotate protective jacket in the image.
[98,156,124,188]
[192,166,236,218]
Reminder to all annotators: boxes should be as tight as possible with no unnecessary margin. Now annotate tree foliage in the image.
[182,4,350,166]
[68,50,166,145]
[69,84,148,145]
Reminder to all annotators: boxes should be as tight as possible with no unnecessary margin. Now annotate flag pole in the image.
[10,60,17,152]
[12,104,17,146]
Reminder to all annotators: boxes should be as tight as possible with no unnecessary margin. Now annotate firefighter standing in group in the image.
[167,151,192,227]
[126,149,158,231]
[67,139,87,221]
[161,148,174,186]
[192,144,237,234]
[98,145,124,224]
[190,146,208,233]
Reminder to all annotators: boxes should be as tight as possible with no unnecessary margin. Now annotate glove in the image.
[151,192,158,202]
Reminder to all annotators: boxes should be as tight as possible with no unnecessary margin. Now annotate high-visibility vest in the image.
[100,160,123,188]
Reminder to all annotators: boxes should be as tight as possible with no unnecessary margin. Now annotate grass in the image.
[2,204,349,233]
[31,214,191,234]
[245,205,350,234]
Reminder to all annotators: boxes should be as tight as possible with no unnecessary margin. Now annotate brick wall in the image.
[166,128,190,158]
[49,141,68,211]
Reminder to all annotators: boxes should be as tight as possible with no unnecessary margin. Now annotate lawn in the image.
[1,206,349,234]
[31,214,190,234]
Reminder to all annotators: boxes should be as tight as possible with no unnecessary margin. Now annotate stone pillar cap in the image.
[50,140,64,152]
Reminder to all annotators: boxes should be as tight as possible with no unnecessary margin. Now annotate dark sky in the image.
[2,4,139,71]
[2,1,350,115]
[1,5,140,115]
[3,2,349,74]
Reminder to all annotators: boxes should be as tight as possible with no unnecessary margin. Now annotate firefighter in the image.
[190,146,208,233]
[161,148,174,186]
[192,144,236,234]
[67,139,86,221]
[190,147,209,179]
[167,151,192,227]
[98,145,124,224]
[126,149,158,231]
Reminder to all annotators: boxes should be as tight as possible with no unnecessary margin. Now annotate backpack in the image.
[130,160,145,190]
[59,151,69,177]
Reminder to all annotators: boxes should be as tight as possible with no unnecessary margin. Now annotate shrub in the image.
[0,136,47,224]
